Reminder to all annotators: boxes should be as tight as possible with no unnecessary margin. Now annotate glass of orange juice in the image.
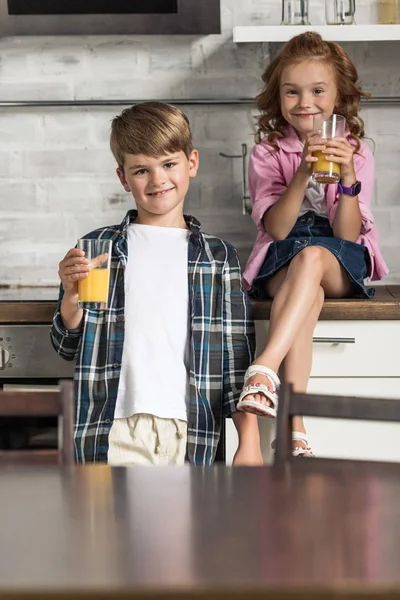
[312,114,346,184]
[77,238,112,310]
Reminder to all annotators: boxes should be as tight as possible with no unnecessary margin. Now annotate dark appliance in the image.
[0,0,221,35]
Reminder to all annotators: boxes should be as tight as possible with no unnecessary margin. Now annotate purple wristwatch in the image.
[337,180,362,196]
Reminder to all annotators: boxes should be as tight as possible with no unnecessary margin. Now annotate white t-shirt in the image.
[114,223,191,421]
[298,140,328,217]
[299,177,328,217]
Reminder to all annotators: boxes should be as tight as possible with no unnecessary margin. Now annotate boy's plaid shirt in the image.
[50,210,255,465]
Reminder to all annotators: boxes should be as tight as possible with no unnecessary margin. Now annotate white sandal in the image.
[271,431,315,457]
[237,365,280,418]
[292,431,314,457]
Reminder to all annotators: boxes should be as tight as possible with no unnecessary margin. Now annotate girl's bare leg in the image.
[242,246,354,408]
[279,286,325,453]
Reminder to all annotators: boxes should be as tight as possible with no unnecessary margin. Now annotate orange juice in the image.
[312,151,340,184]
[78,268,110,304]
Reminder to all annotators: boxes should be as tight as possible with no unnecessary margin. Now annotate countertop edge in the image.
[1,286,400,322]
[251,300,400,321]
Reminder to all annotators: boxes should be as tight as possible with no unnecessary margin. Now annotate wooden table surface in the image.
[2,461,400,599]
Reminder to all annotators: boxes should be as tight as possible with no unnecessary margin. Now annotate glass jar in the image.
[377,0,400,23]
[325,0,356,24]
[281,0,310,25]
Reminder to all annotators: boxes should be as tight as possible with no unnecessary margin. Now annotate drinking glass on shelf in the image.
[312,114,346,184]
[77,238,112,310]
[377,0,400,23]
[281,0,310,25]
[325,0,356,24]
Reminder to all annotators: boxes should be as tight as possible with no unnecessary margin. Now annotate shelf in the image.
[233,24,400,43]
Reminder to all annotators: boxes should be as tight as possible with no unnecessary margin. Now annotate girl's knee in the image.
[291,246,325,274]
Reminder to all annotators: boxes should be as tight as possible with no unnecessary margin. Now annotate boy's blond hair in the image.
[110,101,194,169]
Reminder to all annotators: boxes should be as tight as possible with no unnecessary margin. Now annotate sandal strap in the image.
[292,431,309,445]
[239,383,278,410]
[293,446,314,457]
[244,365,280,391]
[292,432,313,457]
[271,431,311,450]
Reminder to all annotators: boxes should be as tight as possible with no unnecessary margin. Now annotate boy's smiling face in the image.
[117,150,199,226]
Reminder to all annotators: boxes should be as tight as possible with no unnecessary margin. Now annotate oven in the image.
[0,324,75,383]
[0,290,74,452]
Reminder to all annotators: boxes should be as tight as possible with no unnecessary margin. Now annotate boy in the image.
[51,101,262,466]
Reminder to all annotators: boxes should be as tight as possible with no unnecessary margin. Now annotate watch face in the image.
[353,181,362,195]
[339,181,362,196]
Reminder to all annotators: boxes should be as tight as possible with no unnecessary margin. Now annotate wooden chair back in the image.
[0,380,74,466]
[275,382,400,464]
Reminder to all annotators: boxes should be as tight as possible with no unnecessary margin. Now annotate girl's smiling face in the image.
[279,59,338,141]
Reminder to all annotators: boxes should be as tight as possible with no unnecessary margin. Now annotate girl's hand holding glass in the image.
[322,136,356,181]
[298,131,327,175]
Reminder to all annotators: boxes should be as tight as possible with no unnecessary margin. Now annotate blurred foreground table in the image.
[1,461,400,599]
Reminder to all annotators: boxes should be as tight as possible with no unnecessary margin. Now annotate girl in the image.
[237,32,388,456]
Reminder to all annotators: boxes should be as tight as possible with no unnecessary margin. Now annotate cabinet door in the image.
[306,378,400,462]
[225,419,238,466]
[255,320,400,377]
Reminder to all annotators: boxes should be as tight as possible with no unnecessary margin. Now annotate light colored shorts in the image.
[107,413,187,466]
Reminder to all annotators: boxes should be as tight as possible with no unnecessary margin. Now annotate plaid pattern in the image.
[50,210,255,465]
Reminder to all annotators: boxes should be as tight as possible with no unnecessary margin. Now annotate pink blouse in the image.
[243,125,389,290]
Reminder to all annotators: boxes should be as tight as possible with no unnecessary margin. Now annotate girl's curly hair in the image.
[255,31,370,153]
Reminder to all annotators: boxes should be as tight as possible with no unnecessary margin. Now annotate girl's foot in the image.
[292,431,314,458]
[271,431,315,457]
[237,365,280,418]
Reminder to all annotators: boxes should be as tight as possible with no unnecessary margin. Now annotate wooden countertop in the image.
[2,461,400,599]
[0,301,59,324]
[252,284,400,320]
[0,285,399,323]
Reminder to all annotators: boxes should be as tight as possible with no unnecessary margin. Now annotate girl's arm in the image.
[252,133,327,241]
[263,168,310,240]
[324,137,363,241]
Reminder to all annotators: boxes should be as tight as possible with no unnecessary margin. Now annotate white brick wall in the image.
[0,0,399,286]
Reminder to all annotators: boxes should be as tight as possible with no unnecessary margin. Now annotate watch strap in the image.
[338,180,361,196]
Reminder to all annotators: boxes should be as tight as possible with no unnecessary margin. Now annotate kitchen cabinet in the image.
[226,287,400,465]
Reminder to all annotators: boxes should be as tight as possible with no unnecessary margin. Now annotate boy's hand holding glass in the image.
[77,239,112,310]
[58,248,90,297]
[58,240,111,311]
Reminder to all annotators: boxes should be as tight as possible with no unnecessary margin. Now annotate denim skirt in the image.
[252,210,374,299]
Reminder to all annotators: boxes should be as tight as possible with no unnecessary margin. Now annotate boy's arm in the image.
[222,245,263,465]
[50,284,83,361]
[50,246,90,361]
